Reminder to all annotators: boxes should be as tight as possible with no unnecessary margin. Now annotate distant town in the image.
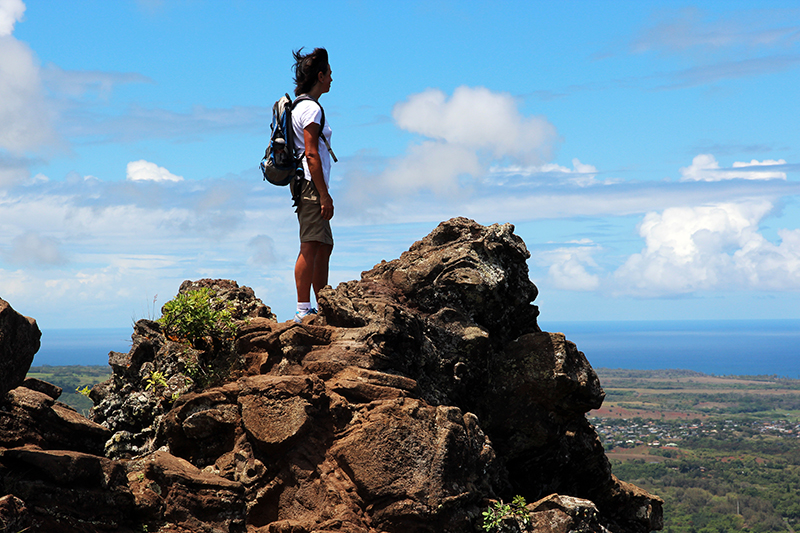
[591,416,800,451]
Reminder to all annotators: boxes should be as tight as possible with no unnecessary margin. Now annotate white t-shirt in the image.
[292,98,333,187]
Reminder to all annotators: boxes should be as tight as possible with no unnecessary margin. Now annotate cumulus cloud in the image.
[393,86,559,164]
[379,141,482,196]
[0,174,305,326]
[541,243,601,291]
[343,86,560,208]
[614,200,800,294]
[680,154,787,182]
[126,160,184,182]
[0,13,57,156]
[0,0,24,36]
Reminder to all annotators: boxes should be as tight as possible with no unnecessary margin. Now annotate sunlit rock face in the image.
[0,218,662,533]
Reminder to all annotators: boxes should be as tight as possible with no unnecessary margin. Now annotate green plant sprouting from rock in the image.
[145,371,168,391]
[157,288,237,348]
[482,495,530,532]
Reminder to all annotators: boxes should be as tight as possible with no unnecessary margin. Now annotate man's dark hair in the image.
[292,47,329,97]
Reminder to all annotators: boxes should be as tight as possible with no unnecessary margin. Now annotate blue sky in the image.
[2,0,800,329]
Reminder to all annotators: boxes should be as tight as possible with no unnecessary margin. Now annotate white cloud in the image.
[342,86,560,209]
[667,56,800,89]
[126,160,184,182]
[0,30,57,156]
[136,0,165,15]
[379,141,482,195]
[428,175,800,228]
[613,200,800,294]
[491,158,600,186]
[393,86,559,164]
[0,0,24,37]
[625,10,800,88]
[541,244,601,291]
[680,154,787,182]
[0,175,303,326]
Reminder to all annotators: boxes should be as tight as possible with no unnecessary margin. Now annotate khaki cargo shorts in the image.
[296,178,333,246]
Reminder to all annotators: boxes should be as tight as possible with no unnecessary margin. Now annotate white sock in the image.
[297,302,311,313]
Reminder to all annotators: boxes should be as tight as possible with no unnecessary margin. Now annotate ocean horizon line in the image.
[33,319,800,378]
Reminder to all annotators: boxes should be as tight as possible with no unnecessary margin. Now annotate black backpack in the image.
[260,94,336,187]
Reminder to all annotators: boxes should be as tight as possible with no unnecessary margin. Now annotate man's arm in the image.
[303,122,333,221]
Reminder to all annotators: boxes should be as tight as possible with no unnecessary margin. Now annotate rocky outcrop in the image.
[0,298,41,396]
[177,278,276,322]
[0,384,110,453]
[0,218,663,533]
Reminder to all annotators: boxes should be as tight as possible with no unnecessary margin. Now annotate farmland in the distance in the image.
[592,368,800,533]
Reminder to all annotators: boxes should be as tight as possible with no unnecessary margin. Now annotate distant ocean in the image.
[32,320,800,378]
[34,328,132,367]
[542,319,800,379]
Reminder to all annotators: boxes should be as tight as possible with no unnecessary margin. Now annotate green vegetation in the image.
[593,368,800,532]
[482,495,530,532]
[145,370,168,391]
[157,288,237,348]
[155,288,245,390]
[25,365,112,414]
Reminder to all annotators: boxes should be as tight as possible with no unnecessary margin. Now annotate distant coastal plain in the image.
[589,368,800,532]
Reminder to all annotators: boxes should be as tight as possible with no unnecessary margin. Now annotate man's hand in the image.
[320,194,334,220]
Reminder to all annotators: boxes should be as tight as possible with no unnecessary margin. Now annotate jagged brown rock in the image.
[0,217,663,533]
[0,385,110,453]
[0,298,41,396]
[1,447,135,528]
[526,494,609,533]
[0,494,30,533]
[127,450,247,532]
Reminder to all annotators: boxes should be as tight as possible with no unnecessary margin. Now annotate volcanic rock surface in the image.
[0,298,41,397]
[0,218,663,533]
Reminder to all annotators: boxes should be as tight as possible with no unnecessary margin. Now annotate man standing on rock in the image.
[290,47,335,323]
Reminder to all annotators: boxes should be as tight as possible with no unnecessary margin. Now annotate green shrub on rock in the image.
[157,288,237,348]
[482,495,530,532]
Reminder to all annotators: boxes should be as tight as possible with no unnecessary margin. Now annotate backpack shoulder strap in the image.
[291,95,337,163]
[292,94,325,131]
